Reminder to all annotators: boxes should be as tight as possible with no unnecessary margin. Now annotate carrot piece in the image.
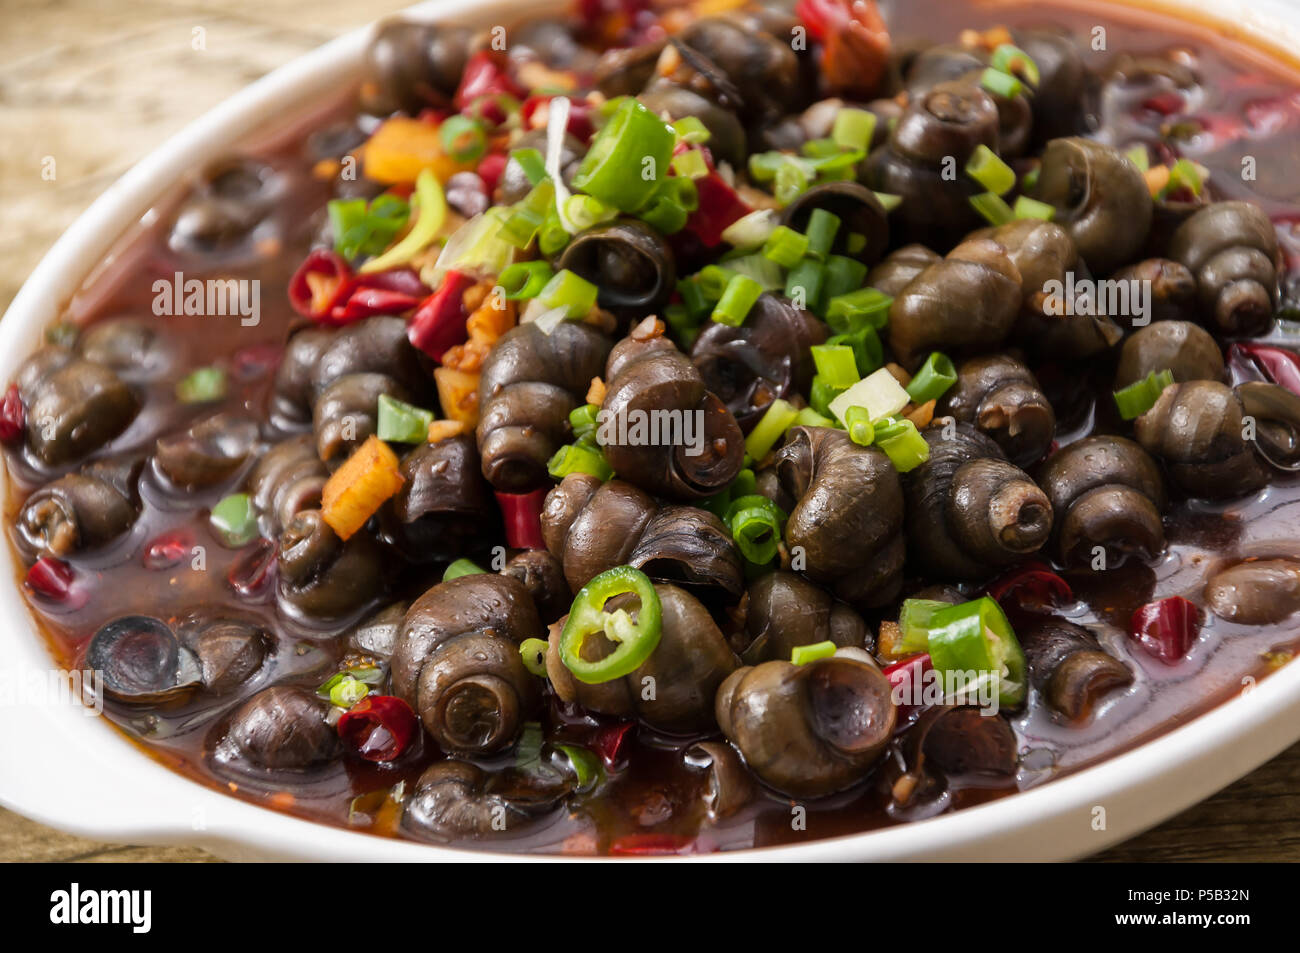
[1145,165,1171,197]
[428,419,469,443]
[467,295,516,341]
[321,435,405,540]
[435,366,481,428]
[362,117,472,185]
[906,399,936,428]
[586,377,607,405]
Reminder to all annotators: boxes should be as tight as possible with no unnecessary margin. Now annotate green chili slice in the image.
[926,596,1027,707]
[559,567,662,684]
[570,98,675,212]
[519,638,549,677]
[725,494,787,566]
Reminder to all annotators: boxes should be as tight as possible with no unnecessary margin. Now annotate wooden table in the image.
[2,0,1298,863]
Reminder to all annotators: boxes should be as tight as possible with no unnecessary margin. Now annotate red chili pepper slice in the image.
[1130,595,1200,663]
[288,249,354,320]
[142,528,196,571]
[1228,342,1300,397]
[496,487,549,550]
[882,652,933,720]
[454,51,525,113]
[476,153,508,195]
[227,537,278,599]
[985,561,1074,612]
[796,0,891,98]
[355,267,430,298]
[609,833,703,856]
[521,95,595,141]
[337,695,418,762]
[592,720,636,768]
[25,556,87,608]
[684,171,752,247]
[329,287,422,324]
[0,383,25,444]
[408,270,477,361]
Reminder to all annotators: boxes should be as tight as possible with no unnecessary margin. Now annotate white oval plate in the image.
[3,0,1300,861]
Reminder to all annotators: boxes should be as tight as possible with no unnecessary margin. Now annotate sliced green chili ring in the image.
[791,640,838,666]
[547,442,614,481]
[560,567,662,684]
[898,598,951,654]
[926,596,1027,707]
[990,43,1041,87]
[443,558,486,581]
[905,352,957,404]
[571,98,675,212]
[519,638,550,677]
[499,260,555,300]
[1114,368,1175,420]
[376,393,435,443]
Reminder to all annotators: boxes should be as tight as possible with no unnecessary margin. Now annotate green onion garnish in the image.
[711,273,764,327]
[966,144,1017,196]
[671,148,710,179]
[784,258,826,308]
[439,115,487,162]
[874,191,903,213]
[905,352,958,404]
[1114,369,1175,420]
[843,405,875,446]
[725,494,787,565]
[825,287,893,333]
[979,67,1023,100]
[361,168,447,274]
[499,260,555,300]
[509,147,548,186]
[804,208,841,260]
[774,158,812,206]
[820,255,869,305]
[176,366,226,404]
[811,344,860,390]
[569,403,601,441]
[536,269,599,318]
[547,442,614,481]
[828,327,883,377]
[762,225,811,268]
[744,398,800,463]
[443,558,486,581]
[329,675,370,708]
[210,493,258,547]
[872,416,930,472]
[970,191,1016,226]
[791,640,838,666]
[672,116,711,145]
[1125,144,1151,173]
[1013,195,1056,221]
[795,407,835,428]
[1166,158,1205,196]
[376,394,434,443]
[990,44,1041,87]
[832,108,878,152]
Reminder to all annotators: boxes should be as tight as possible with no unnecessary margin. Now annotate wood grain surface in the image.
[1,0,1297,863]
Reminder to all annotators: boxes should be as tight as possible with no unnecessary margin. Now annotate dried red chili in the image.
[1130,595,1200,663]
[337,695,419,762]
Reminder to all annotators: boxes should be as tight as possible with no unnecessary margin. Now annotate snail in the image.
[937,354,1056,468]
[1168,200,1281,336]
[16,456,142,559]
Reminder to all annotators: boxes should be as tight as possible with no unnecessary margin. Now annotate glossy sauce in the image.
[8,0,1300,855]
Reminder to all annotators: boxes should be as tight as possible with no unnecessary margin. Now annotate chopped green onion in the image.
[828,327,883,377]
[444,558,486,581]
[569,403,600,441]
[360,168,447,274]
[874,191,903,213]
[376,394,434,443]
[439,115,487,162]
[672,116,711,145]
[979,67,1023,100]
[570,98,675,212]
[1114,368,1175,420]
[832,108,878,152]
[499,207,543,249]
[1020,166,1040,192]
[820,255,869,306]
[845,232,867,256]
[810,375,846,418]
[552,743,602,791]
[565,194,618,231]
[1013,195,1056,221]
[795,406,835,428]
[970,191,1016,226]
[828,366,909,425]
[510,147,548,186]
[843,405,875,446]
[801,137,841,159]
[904,352,957,404]
[725,494,787,565]
[547,442,614,481]
[966,144,1017,196]
[671,148,710,179]
[774,158,811,206]
[926,596,1027,707]
[990,44,1041,87]
[538,209,570,257]
[711,273,764,326]
[536,269,599,318]
[519,638,549,677]
[696,265,733,301]
[825,287,892,333]
[810,344,860,390]
[791,640,838,665]
[873,416,930,472]
[761,225,811,268]
[176,366,226,404]
[329,675,370,708]
[640,192,690,234]
[210,493,258,547]
[677,277,713,318]
[745,398,799,462]
[784,258,826,308]
[721,253,785,291]
[499,260,555,300]
[721,209,779,250]
[328,194,410,261]
[804,208,841,260]
[1125,144,1151,173]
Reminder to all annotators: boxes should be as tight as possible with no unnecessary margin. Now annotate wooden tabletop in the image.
[2,0,1298,863]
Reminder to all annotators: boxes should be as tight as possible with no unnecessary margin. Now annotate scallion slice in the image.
[376,394,435,443]
[791,641,838,666]
[1114,369,1175,420]
[744,398,800,462]
[711,273,764,327]
[966,144,1017,196]
[872,416,930,472]
[905,352,957,404]
[811,344,860,390]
